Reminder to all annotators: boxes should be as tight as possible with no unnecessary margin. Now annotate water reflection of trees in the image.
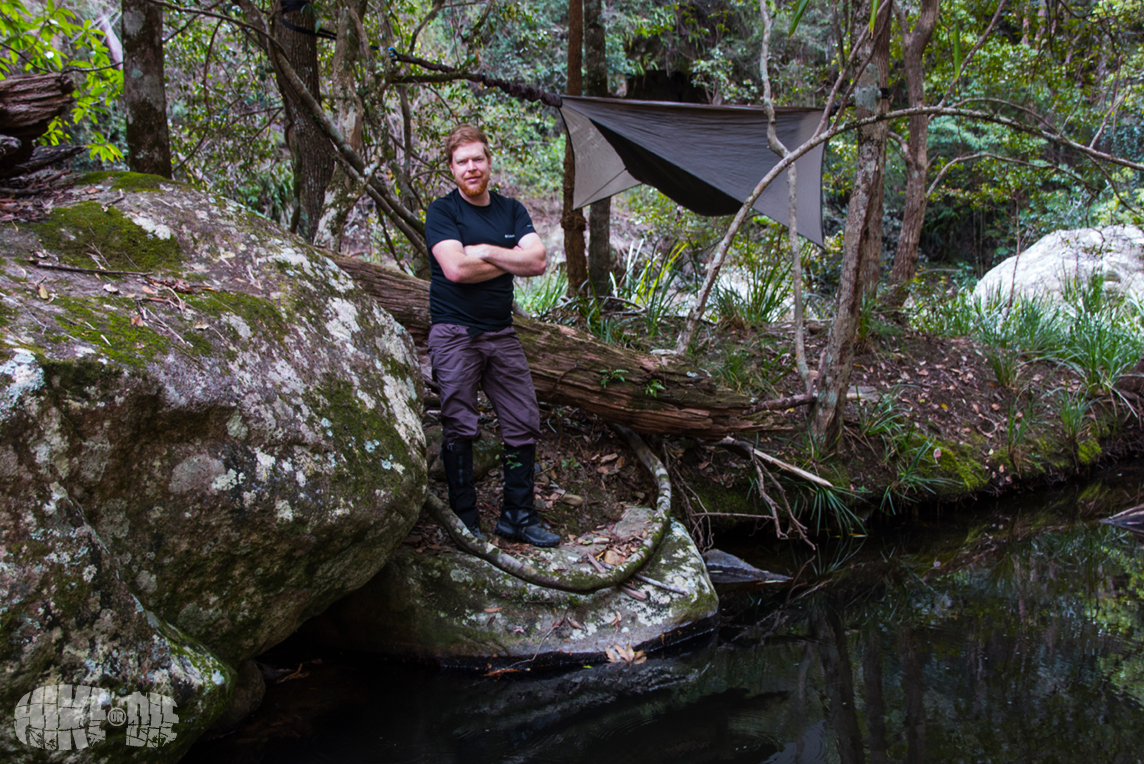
[798,523,1144,763]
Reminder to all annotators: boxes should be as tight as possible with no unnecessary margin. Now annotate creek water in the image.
[186,461,1144,764]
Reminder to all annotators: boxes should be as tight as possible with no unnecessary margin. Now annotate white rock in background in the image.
[974,225,1144,304]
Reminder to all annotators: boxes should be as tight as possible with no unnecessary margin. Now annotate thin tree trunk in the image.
[760,0,810,391]
[887,0,940,308]
[563,0,588,297]
[585,0,611,298]
[122,0,172,178]
[857,2,892,298]
[812,0,891,444]
[314,0,369,252]
[274,1,335,243]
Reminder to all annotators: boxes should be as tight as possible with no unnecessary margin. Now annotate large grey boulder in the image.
[0,173,425,760]
[974,225,1144,304]
[302,507,718,666]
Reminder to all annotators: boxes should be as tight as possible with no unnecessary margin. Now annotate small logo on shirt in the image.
[504,234,514,238]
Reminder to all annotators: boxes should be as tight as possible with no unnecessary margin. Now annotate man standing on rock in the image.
[424,124,560,548]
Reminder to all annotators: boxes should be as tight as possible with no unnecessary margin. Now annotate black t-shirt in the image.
[424,189,536,331]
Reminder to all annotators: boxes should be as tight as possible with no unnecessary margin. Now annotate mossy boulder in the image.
[0,174,425,760]
[301,508,718,667]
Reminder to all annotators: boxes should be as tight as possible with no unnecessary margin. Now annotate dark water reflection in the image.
[187,463,1144,764]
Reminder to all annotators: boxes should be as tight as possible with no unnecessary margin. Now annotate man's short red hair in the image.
[445,124,491,166]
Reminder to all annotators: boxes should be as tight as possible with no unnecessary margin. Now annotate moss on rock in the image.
[78,171,168,192]
[31,202,182,272]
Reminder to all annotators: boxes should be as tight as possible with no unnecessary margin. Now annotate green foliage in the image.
[916,0,1144,268]
[789,482,865,534]
[597,368,630,388]
[712,221,794,326]
[1053,387,1094,462]
[0,0,122,161]
[850,388,954,513]
[1003,392,1038,472]
[614,240,689,338]
[163,7,291,221]
[517,269,569,317]
[910,274,1144,406]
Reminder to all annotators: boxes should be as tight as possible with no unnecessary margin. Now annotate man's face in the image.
[449,141,491,199]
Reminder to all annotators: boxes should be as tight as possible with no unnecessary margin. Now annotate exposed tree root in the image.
[707,438,815,548]
[424,424,675,593]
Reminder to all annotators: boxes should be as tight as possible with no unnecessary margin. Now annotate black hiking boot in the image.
[442,440,484,541]
[494,443,560,548]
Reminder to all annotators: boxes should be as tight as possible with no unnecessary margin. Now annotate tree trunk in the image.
[313,0,369,252]
[585,0,612,298]
[563,0,588,296]
[274,2,336,243]
[857,2,892,298]
[887,0,940,308]
[811,0,892,445]
[122,0,172,178]
[334,257,795,438]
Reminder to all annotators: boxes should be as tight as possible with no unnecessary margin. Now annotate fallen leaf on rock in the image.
[483,607,502,613]
[603,549,624,566]
[605,643,646,664]
[568,618,583,630]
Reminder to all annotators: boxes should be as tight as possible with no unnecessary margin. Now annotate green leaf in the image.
[789,0,812,35]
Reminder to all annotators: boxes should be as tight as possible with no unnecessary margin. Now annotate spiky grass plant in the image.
[516,270,569,318]
[711,229,793,327]
[614,241,688,340]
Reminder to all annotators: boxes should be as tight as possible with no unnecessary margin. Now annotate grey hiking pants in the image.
[427,323,541,447]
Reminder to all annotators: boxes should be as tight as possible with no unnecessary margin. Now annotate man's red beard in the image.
[460,175,489,198]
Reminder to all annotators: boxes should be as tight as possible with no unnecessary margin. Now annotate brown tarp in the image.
[560,96,827,247]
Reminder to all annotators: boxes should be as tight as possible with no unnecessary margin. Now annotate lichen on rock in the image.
[0,173,426,760]
[301,507,719,668]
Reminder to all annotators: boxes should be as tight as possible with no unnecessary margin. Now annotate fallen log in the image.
[334,256,793,438]
[0,74,76,174]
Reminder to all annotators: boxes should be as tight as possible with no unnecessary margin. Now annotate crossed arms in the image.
[431,232,547,284]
